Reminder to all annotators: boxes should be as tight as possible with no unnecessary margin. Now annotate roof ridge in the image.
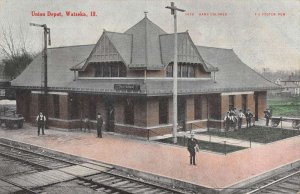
[48,44,95,50]
[159,32,188,36]
[105,31,132,36]
[124,16,167,34]
[196,45,232,50]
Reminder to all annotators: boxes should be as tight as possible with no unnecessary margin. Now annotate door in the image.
[104,96,115,132]
[177,97,186,130]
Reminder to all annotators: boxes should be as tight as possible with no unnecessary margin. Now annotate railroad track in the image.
[239,167,300,194]
[0,140,189,194]
[0,142,75,170]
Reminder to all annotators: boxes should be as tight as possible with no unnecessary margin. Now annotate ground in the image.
[268,96,300,117]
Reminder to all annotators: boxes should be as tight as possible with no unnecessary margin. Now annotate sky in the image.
[0,0,299,71]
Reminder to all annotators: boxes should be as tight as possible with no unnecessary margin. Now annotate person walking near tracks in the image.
[36,112,46,136]
[187,133,199,166]
[96,113,103,138]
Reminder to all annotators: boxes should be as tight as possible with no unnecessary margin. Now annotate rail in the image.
[0,139,186,194]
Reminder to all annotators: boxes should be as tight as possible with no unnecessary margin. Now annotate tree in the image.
[0,23,34,79]
[2,52,33,79]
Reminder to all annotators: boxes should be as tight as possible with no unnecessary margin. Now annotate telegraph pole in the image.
[166,2,185,144]
[30,23,51,127]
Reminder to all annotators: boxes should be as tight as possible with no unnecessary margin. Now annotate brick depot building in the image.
[12,16,278,137]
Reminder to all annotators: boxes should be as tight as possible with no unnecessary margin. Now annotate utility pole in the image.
[166,2,185,144]
[30,23,51,127]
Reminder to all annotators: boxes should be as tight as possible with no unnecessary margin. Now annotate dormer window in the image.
[94,63,126,77]
[166,63,195,78]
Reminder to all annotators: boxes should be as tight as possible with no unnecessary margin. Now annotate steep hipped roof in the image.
[12,45,94,88]
[11,44,280,95]
[125,16,166,69]
[196,46,279,90]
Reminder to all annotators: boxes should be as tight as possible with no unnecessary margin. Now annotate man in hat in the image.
[96,113,104,138]
[264,108,271,126]
[36,112,46,136]
[187,133,199,165]
[237,109,245,130]
[245,109,253,128]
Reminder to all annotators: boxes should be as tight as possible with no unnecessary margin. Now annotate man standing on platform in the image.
[36,112,46,136]
[264,108,271,126]
[238,109,245,130]
[187,133,199,165]
[96,113,103,138]
[245,109,253,128]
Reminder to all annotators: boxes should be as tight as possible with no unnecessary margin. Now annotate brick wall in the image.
[134,97,147,127]
[16,90,31,121]
[186,96,194,121]
[248,93,255,114]
[201,95,208,119]
[147,97,159,126]
[30,93,40,121]
[256,91,267,119]
[221,95,229,118]
[235,95,242,110]
[59,95,69,120]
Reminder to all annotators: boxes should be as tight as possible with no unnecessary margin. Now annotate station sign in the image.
[114,84,140,92]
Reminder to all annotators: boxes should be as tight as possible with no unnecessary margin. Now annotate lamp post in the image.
[30,23,51,127]
[166,2,185,144]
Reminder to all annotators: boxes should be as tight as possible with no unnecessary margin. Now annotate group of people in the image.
[224,108,255,130]
[36,112,104,138]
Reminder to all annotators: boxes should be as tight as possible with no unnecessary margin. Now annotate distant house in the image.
[280,76,300,97]
[11,16,279,137]
[0,62,14,99]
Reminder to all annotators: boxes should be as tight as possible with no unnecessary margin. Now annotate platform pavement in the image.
[0,123,299,191]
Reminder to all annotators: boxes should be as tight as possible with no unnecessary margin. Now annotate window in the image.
[111,64,119,77]
[159,98,168,124]
[167,63,196,78]
[95,65,103,77]
[94,63,126,77]
[188,65,195,77]
[242,94,247,113]
[229,95,235,110]
[103,65,110,77]
[177,64,181,77]
[124,98,134,125]
[119,65,127,77]
[53,95,60,118]
[166,64,173,77]
[182,65,188,77]
[194,96,202,120]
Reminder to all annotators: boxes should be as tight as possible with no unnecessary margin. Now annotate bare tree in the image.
[0,23,34,79]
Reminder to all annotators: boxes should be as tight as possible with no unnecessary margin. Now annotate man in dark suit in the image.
[187,133,199,165]
[96,113,104,138]
[245,109,253,128]
[264,109,271,126]
[36,112,46,136]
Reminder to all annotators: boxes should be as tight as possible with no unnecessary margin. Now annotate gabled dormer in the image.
[70,16,218,79]
[71,30,132,77]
